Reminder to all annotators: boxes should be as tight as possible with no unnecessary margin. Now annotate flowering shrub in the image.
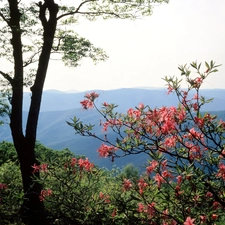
[2,61,225,224]
[0,161,23,224]
[32,155,149,224]
[68,61,225,224]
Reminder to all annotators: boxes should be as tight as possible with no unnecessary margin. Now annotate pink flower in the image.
[123,178,132,191]
[146,202,156,217]
[189,128,203,140]
[78,158,94,171]
[102,121,109,132]
[193,94,199,100]
[137,178,148,194]
[138,103,145,109]
[205,191,213,198]
[137,203,145,213]
[0,183,7,190]
[217,163,225,180]
[162,170,173,179]
[177,107,186,122]
[194,117,205,128]
[200,215,206,224]
[40,164,48,173]
[85,92,99,101]
[163,208,168,219]
[103,102,109,107]
[80,99,94,109]
[189,145,202,160]
[70,157,77,167]
[80,92,99,109]
[111,208,117,217]
[171,220,178,225]
[32,163,40,173]
[127,108,141,118]
[161,160,167,169]
[161,119,176,135]
[176,175,182,185]
[99,192,110,203]
[146,160,158,175]
[192,103,199,111]
[194,77,202,85]
[167,85,173,94]
[39,189,52,201]
[213,201,220,210]
[99,192,104,199]
[211,214,218,220]
[97,143,118,158]
[164,136,177,148]
[175,185,184,196]
[184,217,195,225]
[154,173,165,188]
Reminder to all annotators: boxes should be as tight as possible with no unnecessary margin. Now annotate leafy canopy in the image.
[0,0,168,92]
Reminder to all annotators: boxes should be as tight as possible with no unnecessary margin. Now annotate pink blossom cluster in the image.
[39,189,52,201]
[99,192,110,203]
[102,118,122,132]
[32,163,48,173]
[97,143,118,158]
[80,92,99,109]
[69,157,94,172]
[122,178,132,191]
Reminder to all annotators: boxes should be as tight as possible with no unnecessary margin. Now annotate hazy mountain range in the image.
[1,88,225,169]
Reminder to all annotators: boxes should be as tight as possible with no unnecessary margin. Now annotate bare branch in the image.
[23,51,41,67]
[0,70,13,85]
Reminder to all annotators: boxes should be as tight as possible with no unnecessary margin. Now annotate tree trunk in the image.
[16,138,47,225]
[8,1,59,224]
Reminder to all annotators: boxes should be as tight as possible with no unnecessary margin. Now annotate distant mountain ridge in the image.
[24,88,225,112]
[2,88,225,169]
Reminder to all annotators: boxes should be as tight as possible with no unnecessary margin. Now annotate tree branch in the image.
[76,11,123,18]
[57,0,95,20]
[23,51,41,67]
[0,11,10,25]
[0,70,13,85]
[37,1,47,27]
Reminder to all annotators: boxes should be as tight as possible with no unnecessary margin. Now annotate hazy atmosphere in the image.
[1,1,225,224]
[44,0,225,92]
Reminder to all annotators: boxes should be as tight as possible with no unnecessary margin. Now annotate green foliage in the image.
[0,0,169,93]
[0,141,146,224]
[119,163,139,181]
[0,141,18,165]
[34,141,76,162]
[1,139,225,224]
[56,30,108,67]
[68,61,225,224]
[0,161,23,224]
[0,0,168,223]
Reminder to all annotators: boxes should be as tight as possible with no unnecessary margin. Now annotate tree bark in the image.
[8,0,59,224]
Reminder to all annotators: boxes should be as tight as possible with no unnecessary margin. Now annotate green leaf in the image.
[205,61,210,69]
[205,98,214,103]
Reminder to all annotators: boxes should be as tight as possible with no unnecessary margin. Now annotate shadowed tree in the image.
[0,0,168,224]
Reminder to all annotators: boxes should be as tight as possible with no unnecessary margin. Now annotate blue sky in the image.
[43,0,225,91]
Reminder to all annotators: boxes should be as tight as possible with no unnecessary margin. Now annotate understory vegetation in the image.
[1,62,225,225]
[0,140,225,225]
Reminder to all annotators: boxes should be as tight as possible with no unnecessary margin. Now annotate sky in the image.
[33,0,225,91]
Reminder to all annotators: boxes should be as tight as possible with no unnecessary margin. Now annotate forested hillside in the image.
[1,88,225,169]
